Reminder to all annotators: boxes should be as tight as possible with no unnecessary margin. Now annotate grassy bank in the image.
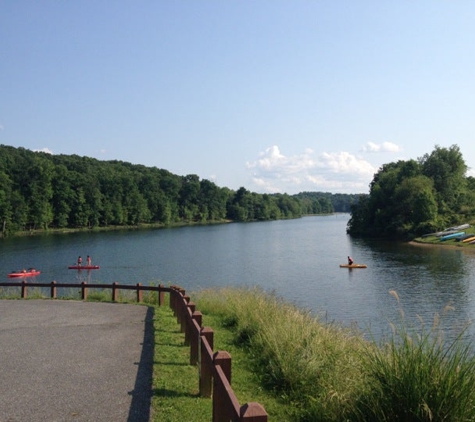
[151,293,292,421]
[3,219,232,238]
[413,225,475,249]
[193,287,475,421]
[3,286,475,420]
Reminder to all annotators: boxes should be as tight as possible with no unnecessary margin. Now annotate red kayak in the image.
[68,265,100,270]
[8,269,41,278]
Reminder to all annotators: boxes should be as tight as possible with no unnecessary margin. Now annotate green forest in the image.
[0,145,358,236]
[347,144,475,239]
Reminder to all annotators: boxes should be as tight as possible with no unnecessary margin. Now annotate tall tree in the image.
[0,171,13,235]
[420,144,467,212]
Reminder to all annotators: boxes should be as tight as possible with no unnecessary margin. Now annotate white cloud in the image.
[246,146,376,194]
[33,148,53,154]
[362,141,402,153]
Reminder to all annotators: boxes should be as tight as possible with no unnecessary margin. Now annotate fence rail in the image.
[0,281,268,422]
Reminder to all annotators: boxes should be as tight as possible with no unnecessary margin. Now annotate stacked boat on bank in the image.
[422,224,475,244]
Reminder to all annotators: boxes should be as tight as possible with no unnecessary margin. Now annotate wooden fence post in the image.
[158,284,164,306]
[170,287,176,313]
[190,311,202,365]
[200,327,214,397]
[112,282,118,301]
[240,403,268,422]
[214,350,232,384]
[213,351,232,422]
[21,280,27,298]
[81,281,88,300]
[176,288,186,318]
[183,301,195,342]
[202,326,214,350]
[176,295,187,326]
[50,281,57,299]
[136,283,143,303]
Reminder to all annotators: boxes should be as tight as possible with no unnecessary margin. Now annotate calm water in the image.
[2,214,475,342]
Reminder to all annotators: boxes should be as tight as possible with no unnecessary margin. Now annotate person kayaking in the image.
[348,256,354,265]
[77,256,82,266]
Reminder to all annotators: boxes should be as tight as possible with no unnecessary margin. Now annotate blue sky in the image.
[1,1,474,194]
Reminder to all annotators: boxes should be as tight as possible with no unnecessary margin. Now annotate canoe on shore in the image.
[439,232,465,241]
[340,264,367,269]
[68,265,100,270]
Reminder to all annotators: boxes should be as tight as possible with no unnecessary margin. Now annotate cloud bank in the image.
[246,143,402,194]
[362,141,401,153]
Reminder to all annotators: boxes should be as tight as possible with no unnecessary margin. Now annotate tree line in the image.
[347,144,475,239]
[0,145,357,236]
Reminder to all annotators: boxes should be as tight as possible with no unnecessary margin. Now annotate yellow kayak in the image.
[340,264,367,268]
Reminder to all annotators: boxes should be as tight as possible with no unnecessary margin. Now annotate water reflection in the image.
[353,238,474,343]
[1,216,475,344]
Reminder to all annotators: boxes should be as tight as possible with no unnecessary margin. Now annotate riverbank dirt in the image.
[409,240,475,254]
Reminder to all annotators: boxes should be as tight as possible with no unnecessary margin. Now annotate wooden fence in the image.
[0,281,268,422]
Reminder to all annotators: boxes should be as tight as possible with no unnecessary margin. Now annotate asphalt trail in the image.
[0,300,154,422]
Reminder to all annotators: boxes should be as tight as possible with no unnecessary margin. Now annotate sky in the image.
[1,1,475,195]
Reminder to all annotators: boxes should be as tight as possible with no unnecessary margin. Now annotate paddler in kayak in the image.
[347,256,354,265]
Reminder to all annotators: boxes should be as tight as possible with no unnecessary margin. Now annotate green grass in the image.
[353,324,475,421]
[413,225,475,247]
[193,286,475,421]
[151,294,292,421]
[4,284,475,421]
[151,301,212,421]
[194,287,367,421]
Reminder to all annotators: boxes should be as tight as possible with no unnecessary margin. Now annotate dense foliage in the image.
[0,145,355,236]
[347,144,475,239]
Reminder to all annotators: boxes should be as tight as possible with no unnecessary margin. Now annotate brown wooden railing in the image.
[0,281,268,422]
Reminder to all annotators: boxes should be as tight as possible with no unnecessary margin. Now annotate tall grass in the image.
[194,287,475,421]
[352,291,475,421]
[353,324,475,421]
[195,287,367,420]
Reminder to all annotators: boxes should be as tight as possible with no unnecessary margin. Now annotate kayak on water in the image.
[340,264,367,268]
[8,268,41,277]
[68,265,100,270]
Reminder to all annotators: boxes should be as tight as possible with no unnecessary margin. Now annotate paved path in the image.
[0,300,154,422]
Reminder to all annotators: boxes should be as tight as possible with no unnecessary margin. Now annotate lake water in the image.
[2,214,475,343]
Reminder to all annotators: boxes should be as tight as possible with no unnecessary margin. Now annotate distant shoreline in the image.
[1,220,233,238]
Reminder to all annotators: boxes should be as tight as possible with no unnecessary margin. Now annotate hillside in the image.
[0,144,359,236]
